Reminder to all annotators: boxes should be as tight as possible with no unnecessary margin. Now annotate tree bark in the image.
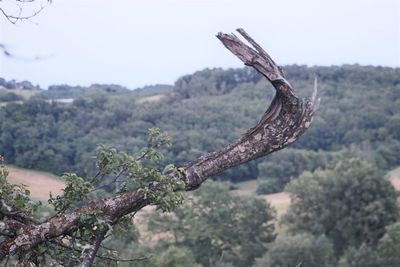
[79,229,109,267]
[183,28,319,189]
[0,28,319,264]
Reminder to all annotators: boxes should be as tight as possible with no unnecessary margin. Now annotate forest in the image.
[1,63,400,266]
[1,65,400,187]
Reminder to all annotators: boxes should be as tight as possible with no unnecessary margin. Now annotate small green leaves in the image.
[148,127,171,149]
[92,129,185,212]
[0,156,41,214]
[96,144,121,176]
[49,173,93,213]
[163,164,176,174]
[154,190,185,212]
[1,128,185,265]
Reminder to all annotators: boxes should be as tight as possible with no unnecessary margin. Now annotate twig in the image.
[51,239,148,263]
[79,229,108,267]
[0,5,45,24]
[91,166,128,192]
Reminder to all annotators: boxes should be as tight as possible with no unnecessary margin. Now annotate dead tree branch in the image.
[0,28,319,264]
[184,28,319,189]
[0,0,51,24]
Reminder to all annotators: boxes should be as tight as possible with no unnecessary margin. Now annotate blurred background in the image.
[0,1,400,266]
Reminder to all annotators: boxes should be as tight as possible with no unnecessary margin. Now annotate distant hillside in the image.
[0,78,39,90]
[132,84,174,96]
[0,77,174,99]
[0,65,399,189]
[39,84,131,99]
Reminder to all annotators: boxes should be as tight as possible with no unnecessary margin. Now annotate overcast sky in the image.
[0,0,399,89]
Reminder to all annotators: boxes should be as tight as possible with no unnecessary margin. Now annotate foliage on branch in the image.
[0,156,41,217]
[49,173,92,213]
[0,128,186,266]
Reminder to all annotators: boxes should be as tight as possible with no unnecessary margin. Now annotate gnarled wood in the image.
[183,28,319,190]
[0,28,318,264]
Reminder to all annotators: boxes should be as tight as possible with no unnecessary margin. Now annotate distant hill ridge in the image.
[0,65,399,187]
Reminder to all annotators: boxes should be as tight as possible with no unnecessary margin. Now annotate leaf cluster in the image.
[0,156,41,217]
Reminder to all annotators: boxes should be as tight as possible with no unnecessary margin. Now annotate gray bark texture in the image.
[184,28,319,189]
[0,28,319,265]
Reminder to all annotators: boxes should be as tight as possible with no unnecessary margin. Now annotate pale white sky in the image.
[0,0,399,89]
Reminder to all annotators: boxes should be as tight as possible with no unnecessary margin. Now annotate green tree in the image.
[257,149,334,193]
[376,222,400,266]
[254,234,335,267]
[283,157,399,254]
[148,181,276,267]
[335,222,400,267]
[154,246,201,267]
[337,245,380,267]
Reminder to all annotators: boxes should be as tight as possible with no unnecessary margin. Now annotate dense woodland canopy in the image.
[0,65,399,190]
[1,64,400,266]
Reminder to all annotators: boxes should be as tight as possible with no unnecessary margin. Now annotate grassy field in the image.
[6,165,64,200]
[388,167,400,190]
[232,180,290,220]
[5,165,399,220]
[136,94,165,103]
[388,166,400,177]
[233,168,400,220]
[5,165,400,241]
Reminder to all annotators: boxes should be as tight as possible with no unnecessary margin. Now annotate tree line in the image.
[0,64,399,192]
